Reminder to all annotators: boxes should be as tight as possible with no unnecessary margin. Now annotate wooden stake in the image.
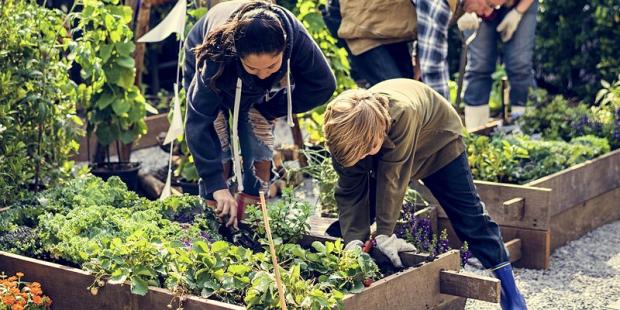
[259,191,287,310]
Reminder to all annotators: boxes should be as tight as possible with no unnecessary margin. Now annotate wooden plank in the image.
[0,251,241,310]
[437,217,550,269]
[527,148,620,216]
[550,186,620,251]
[413,180,552,230]
[439,270,500,303]
[499,227,550,270]
[342,250,465,310]
[504,238,522,264]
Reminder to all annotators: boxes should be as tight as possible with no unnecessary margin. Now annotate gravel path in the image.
[465,220,620,310]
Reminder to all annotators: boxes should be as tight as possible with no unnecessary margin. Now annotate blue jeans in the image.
[463,2,538,107]
[422,152,510,269]
[321,0,413,86]
[199,107,274,199]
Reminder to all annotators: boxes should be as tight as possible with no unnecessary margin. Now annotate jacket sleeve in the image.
[255,30,337,120]
[185,67,228,195]
[375,107,419,237]
[333,157,373,244]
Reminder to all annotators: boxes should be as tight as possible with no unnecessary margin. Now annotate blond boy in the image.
[323,79,526,310]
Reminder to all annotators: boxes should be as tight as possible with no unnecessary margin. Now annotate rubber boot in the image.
[464,104,490,131]
[493,264,527,310]
[236,192,260,220]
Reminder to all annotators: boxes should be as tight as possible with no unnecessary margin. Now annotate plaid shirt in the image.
[412,0,453,100]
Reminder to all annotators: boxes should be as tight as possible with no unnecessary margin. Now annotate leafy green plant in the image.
[293,147,339,216]
[277,240,380,294]
[535,0,620,102]
[0,0,82,205]
[245,266,344,309]
[244,189,313,244]
[69,0,156,161]
[465,133,610,184]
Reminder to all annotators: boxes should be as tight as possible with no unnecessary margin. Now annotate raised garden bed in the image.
[414,141,620,269]
[0,244,499,309]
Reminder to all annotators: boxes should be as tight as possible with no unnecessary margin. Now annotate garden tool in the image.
[455,27,481,114]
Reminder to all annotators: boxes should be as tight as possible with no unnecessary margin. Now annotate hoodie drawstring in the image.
[286,58,294,127]
[232,78,244,192]
[231,62,293,192]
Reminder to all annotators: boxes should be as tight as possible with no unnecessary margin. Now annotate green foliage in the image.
[245,266,343,309]
[519,87,620,149]
[294,0,355,96]
[277,240,380,294]
[1,175,381,308]
[466,133,610,184]
[0,0,81,205]
[245,189,313,244]
[295,147,339,216]
[69,0,155,152]
[535,0,620,101]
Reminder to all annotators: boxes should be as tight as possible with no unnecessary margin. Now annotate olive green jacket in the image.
[333,79,465,243]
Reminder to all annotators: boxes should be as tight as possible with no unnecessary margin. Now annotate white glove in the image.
[496,9,522,42]
[344,239,364,251]
[457,12,480,31]
[374,234,417,268]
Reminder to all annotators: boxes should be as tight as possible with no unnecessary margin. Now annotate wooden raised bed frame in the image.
[0,225,502,309]
[413,144,620,269]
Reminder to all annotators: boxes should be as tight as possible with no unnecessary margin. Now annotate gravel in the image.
[465,220,620,310]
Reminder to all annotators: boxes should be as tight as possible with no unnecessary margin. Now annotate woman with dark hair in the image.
[184,0,336,228]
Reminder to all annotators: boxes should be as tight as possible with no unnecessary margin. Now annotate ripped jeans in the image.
[198,107,275,199]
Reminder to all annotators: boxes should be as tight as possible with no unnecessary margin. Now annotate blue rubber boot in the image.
[493,264,527,310]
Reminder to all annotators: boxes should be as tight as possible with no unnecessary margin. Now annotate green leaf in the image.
[130,276,149,296]
[112,98,130,115]
[116,56,135,69]
[115,68,135,89]
[115,42,135,57]
[144,101,158,114]
[96,92,116,109]
[96,123,116,146]
[228,264,251,276]
[99,44,114,63]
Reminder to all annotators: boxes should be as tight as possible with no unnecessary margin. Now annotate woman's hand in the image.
[213,189,238,229]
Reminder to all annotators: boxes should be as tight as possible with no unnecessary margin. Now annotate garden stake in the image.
[259,191,288,310]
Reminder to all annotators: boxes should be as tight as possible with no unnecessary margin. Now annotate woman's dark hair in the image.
[194,1,287,91]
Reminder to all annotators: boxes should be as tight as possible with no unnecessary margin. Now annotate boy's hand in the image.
[374,234,417,268]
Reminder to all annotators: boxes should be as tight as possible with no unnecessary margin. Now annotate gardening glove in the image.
[344,239,364,251]
[496,8,522,42]
[457,12,480,31]
[374,234,417,268]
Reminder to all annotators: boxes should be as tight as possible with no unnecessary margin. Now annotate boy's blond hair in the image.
[323,89,391,167]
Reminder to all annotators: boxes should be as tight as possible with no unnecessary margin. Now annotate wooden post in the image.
[259,192,287,310]
[134,0,152,88]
